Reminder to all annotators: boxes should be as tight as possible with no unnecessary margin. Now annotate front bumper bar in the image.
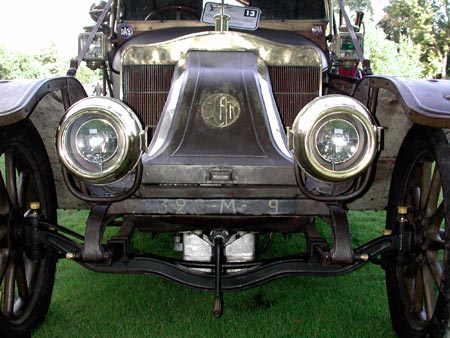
[38,225,395,291]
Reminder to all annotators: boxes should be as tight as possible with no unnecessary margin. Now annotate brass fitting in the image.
[29,201,41,210]
[397,206,408,215]
[382,229,393,236]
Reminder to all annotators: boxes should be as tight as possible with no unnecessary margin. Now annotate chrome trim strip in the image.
[121,30,323,66]
[120,31,324,100]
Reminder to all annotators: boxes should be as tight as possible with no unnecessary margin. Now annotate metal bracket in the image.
[107,219,135,262]
[304,220,329,261]
[82,204,111,262]
[328,204,354,264]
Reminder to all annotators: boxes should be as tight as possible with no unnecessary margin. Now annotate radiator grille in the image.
[122,64,321,129]
[268,66,321,126]
[123,64,175,128]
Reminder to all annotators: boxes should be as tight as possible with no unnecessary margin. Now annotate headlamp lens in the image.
[76,119,118,165]
[316,119,359,165]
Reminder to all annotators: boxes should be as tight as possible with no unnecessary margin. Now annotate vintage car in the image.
[1,0,450,336]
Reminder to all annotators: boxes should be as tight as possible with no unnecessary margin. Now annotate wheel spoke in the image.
[425,165,441,218]
[430,201,445,233]
[0,248,9,281]
[404,273,416,307]
[24,256,39,291]
[410,185,421,217]
[13,297,25,315]
[2,260,16,316]
[413,269,425,314]
[422,264,437,320]
[17,171,30,210]
[5,150,18,206]
[0,169,11,215]
[426,250,442,288]
[420,161,432,210]
[15,254,30,303]
[0,226,7,242]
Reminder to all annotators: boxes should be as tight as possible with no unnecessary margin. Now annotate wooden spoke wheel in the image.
[386,126,450,338]
[0,120,57,337]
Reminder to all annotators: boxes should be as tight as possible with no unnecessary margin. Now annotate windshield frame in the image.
[116,0,331,22]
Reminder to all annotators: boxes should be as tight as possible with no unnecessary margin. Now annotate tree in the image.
[345,0,373,14]
[379,0,450,78]
[0,46,12,79]
[0,46,40,79]
[365,27,426,77]
[34,43,69,77]
[0,44,100,85]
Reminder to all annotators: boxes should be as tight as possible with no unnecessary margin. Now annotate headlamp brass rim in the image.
[58,107,132,180]
[57,97,143,184]
[292,95,379,182]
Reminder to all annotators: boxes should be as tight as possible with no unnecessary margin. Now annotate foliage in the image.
[344,0,373,14]
[0,44,100,84]
[0,44,66,79]
[77,65,102,85]
[365,25,427,77]
[379,0,450,78]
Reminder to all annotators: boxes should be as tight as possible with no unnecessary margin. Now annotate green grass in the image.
[32,210,395,338]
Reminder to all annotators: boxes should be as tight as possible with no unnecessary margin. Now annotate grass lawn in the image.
[32,210,396,338]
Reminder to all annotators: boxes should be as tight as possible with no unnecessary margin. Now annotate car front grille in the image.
[122,64,321,130]
[268,65,321,126]
[123,64,175,129]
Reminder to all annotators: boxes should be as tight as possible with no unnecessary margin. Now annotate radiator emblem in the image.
[201,93,240,128]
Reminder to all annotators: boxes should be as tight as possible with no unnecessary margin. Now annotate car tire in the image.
[386,125,450,337]
[0,119,57,337]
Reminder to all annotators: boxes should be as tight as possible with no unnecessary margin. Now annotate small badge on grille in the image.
[119,24,134,39]
[201,93,241,128]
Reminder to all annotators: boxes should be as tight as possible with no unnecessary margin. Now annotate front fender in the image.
[0,76,88,210]
[349,76,449,211]
[354,76,450,128]
[0,76,86,127]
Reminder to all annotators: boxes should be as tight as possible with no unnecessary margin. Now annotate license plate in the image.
[201,2,261,31]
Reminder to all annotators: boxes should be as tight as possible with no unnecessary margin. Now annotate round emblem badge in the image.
[201,93,241,128]
[119,24,134,39]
